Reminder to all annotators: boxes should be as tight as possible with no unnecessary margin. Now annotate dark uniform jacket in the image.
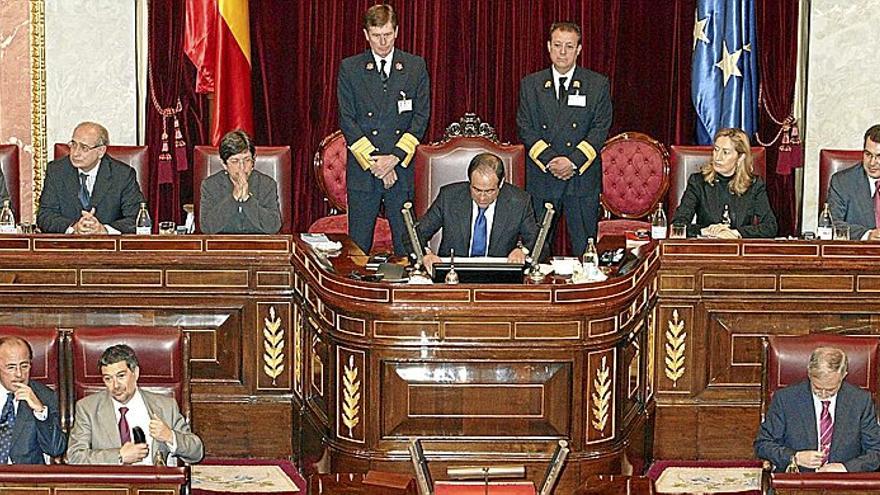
[517,66,612,199]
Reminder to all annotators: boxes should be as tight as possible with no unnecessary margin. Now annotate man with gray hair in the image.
[755,346,880,472]
[37,121,146,234]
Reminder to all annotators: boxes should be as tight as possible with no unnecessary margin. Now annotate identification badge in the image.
[567,94,587,107]
[398,98,413,113]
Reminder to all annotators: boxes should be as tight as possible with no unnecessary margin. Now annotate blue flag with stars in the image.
[692,0,758,144]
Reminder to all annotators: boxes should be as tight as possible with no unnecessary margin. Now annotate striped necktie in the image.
[819,400,833,461]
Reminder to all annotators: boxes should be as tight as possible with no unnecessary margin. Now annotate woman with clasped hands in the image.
[671,127,777,239]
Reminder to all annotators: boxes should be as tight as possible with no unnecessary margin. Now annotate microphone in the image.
[132,426,146,444]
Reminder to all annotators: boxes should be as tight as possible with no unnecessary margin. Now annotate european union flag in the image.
[692,0,758,144]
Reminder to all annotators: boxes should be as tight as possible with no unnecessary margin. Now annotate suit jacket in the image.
[37,155,145,233]
[517,66,612,199]
[66,389,203,465]
[755,381,880,473]
[199,169,282,234]
[337,49,430,193]
[8,380,66,464]
[416,182,539,258]
[671,172,777,238]
[828,163,874,240]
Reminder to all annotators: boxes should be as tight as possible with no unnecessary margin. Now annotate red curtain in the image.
[757,0,801,236]
[246,0,698,239]
[147,0,209,224]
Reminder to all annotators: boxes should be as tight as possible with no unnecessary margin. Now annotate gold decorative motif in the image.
[293,308,302,394]
[591,355,611,432]
[572,80,581,89]
[664,309,686,386]
[341,355,361,435]
[646,309,656,395]
[544,80,552,89]
[30,0,48,213]
[262,306,285,385]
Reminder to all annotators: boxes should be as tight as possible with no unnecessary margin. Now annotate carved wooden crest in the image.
[442,113,499,143]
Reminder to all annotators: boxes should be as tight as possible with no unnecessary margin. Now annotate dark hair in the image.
[364,4,397,29]
[865,125,880,148]
[0,336,33,361]
[98,344,139,372]
[549,22,581,44]
[467,152,505,183]
[219,130,256,163]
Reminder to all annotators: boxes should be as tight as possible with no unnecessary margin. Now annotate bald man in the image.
[37,121,145,234]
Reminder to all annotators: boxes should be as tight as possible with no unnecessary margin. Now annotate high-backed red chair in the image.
[0,144,21,216]
[54,144,150,203]
[70,326,190,422]
[308,131,393,252]
[598,132,669,239]
[411,114,525,251]
[761,334,879,421]
[668,145,766,218]
[818,149,862,209]
[193,145,292,234]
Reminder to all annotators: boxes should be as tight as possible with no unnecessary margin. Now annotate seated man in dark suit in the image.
[0,336,66,464]
[199,130,282,234]
[755,346,880,473]
[67,344,203,465]
[417,152,539,271]
[37,121,145,234]
[827,124,880,240]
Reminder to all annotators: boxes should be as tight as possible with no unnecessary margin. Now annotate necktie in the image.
[78,173,91,209]
[873,181,880,229]
[0,392,15,463]
[471,207,487,257]
[819,400,833,461]
[558,76,568,104]
[118,406,131,445]
[379,59,388,83]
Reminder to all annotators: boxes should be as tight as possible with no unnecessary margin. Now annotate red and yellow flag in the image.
[184,0,253,146]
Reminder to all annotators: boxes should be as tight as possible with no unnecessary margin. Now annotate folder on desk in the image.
[434,481,536,495]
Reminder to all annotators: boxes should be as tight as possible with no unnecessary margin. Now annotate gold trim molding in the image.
[29,0,47,213]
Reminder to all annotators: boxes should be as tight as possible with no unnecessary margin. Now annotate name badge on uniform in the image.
[398,91,413,114]
[567,93,587,107]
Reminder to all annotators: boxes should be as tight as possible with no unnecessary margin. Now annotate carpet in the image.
[192,458,306,495]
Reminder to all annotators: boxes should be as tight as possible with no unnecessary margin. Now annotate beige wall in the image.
[0,0,138,222]
[802,1,880,231]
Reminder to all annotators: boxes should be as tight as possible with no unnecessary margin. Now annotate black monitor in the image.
[432,261,525,284]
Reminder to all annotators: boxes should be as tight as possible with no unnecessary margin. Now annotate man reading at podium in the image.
[416,153,539,271]
[755,346,880,472]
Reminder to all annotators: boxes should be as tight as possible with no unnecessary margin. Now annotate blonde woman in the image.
[671,128,777,238]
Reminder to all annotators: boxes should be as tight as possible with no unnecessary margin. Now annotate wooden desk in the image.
[574,475,654,494]
[772,472,880,495]
[654,239,880,460]
[293,237,659,492]
[0,464,187,494]
[308,473,416,494]
[0,234,295,458]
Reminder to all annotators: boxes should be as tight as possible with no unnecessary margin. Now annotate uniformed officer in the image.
[517,21,612,255]
[337,4,431,255]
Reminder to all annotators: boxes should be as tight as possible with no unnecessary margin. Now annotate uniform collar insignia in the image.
[544,80,552,89]
[395,61,404,71]
[366,61,375,71]
[572,80,581,89]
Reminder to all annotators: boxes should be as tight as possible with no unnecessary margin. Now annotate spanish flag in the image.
[184,0,254,146]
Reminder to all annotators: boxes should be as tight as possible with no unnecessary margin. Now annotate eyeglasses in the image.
[864,149,880,163]
[69,140,104,153]
[3,362,31,374]
[226,157,255,167]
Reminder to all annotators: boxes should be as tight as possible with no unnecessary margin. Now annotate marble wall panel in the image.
[803,1,880,230]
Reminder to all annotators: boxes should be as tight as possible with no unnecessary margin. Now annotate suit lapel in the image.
[794,383,819,451]
[89,156,112,209]
[98,392,122,448]
[9,399,31,449]
[539,69,561,136]
[457,191,474,256]
[858,167,875,225]
[488,188,512,252]
[62,158,84,210]
[359,51,386,117]
[829,384,852,460]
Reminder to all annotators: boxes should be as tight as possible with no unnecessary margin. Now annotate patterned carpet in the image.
[192,458,306,494]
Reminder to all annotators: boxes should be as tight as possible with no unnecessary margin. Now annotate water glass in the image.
[670,223,687,239]
[833,224,850,240]
[158,221,176,235]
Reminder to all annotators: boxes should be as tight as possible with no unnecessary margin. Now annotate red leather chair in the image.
[668,145,766,218]
[308,131,393,252]
[54,143,150,203]
[193,145,292,233]
[0,144,21,216]
[598,132,669,239]
[761,334,879,421]
[70,326,190,422]
[411,114,525,250]
[818,149,862,209]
